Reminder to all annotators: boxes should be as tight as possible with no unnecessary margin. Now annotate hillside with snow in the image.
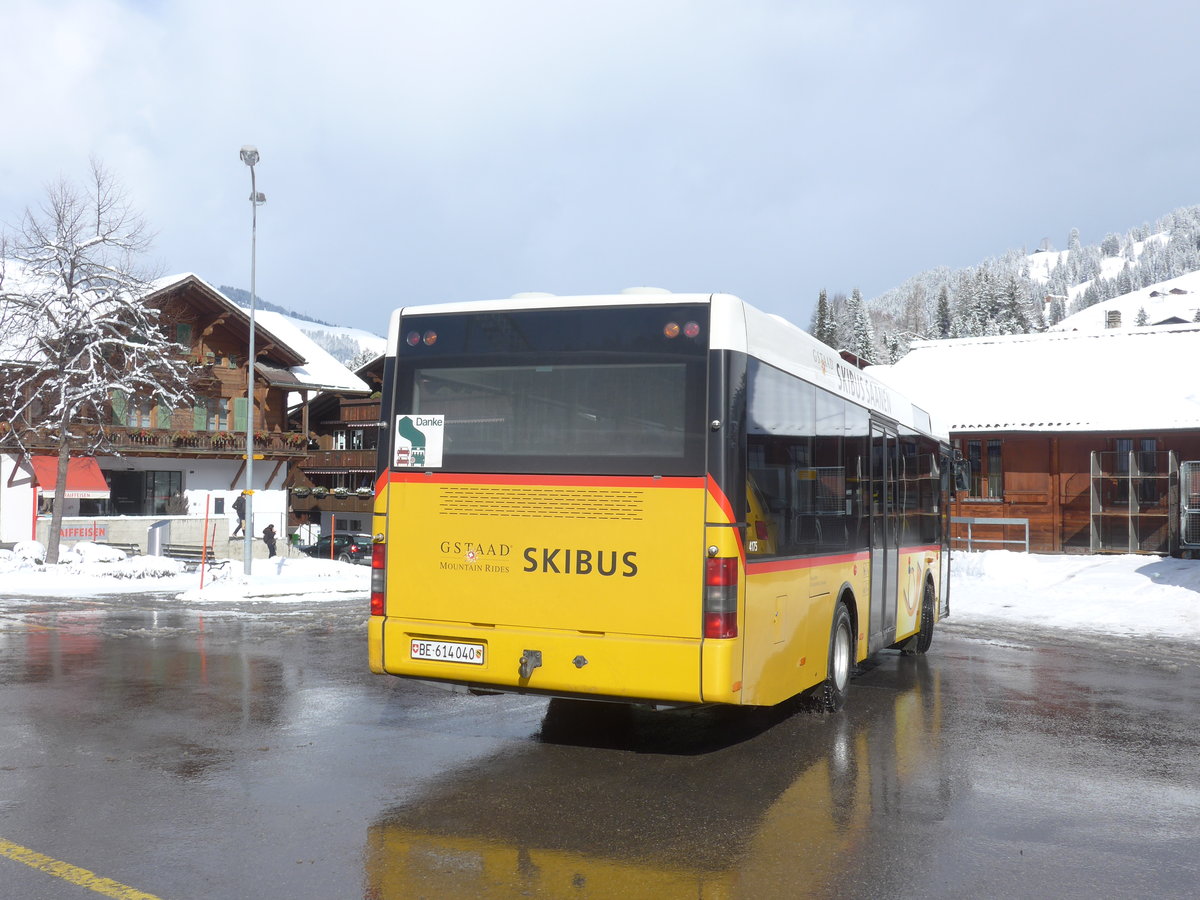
[825,204,1200,361]
[221,285,386,366]
[1052,269,1200,333]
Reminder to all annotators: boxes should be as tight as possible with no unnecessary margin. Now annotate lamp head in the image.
[239,145,260,167]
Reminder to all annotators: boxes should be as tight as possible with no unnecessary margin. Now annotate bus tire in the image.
[902,580,936,656]
[820,602,854,712]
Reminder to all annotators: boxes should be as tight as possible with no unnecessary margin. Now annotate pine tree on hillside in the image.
[935,285,952,338]
[1136,306,1148,326]
[1048,295,1066,326]
[996,276,1030,334]
[1027,289,1046,332]
[846,288,875,362]
[811,288,836,347]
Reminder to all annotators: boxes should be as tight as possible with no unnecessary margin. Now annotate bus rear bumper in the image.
[377,617,704,704]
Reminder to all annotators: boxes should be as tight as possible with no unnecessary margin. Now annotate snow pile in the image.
[62,541,129,564]
[176,556,369,604]
[0,543,365,599]
[11,540,46,563]
[950,550,1200,640]
[0,540,190,584]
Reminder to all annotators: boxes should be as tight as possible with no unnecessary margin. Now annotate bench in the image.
[95,541,141,556]
[162,544,216,561]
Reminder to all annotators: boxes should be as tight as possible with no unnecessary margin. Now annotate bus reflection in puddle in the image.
[364,659,948,898]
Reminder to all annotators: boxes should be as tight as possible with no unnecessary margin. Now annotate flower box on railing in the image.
[291,486,311,498]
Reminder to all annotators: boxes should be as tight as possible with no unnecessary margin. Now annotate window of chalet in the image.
[206,398,230,431]
[960,438,1003,499]
[333,430,347,450]
[110,390,170,429]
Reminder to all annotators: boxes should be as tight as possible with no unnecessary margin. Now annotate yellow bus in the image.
[369,290,953,709]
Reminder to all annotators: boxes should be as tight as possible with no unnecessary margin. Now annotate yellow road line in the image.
[0,838,163,900]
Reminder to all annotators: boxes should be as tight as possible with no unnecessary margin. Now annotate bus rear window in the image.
[414,363,692,466]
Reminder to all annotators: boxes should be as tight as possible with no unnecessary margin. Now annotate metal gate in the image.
[1180,461,1200,551]
[1089,449,1178,555]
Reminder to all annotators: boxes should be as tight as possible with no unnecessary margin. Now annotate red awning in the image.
[30,456,111,499]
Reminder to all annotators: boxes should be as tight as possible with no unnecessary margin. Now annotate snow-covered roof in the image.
[152,274,368,394]
[869,324,1200,433]
[247,309,370,394]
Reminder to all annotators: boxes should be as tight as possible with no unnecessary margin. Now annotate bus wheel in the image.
[902,580,936,656]
[820,602,853,712]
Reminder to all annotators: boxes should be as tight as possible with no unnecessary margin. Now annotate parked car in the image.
[299,532,374,564]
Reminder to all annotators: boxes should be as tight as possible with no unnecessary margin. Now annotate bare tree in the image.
[0,161,197,563]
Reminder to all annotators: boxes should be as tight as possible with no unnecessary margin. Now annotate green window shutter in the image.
[176,323,192,346]
[157,403,172,429]
[233,397,248,432]
[111,389,127,425]
[192,405,207,430]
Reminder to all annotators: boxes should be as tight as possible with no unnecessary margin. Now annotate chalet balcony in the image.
[0,426,311,459]
[302,448,379,471]
[288,490,375,517]
[337,398,382,424]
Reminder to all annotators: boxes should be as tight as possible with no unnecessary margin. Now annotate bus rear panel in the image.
[370,301,721,704]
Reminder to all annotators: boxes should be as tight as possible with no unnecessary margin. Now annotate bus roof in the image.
[387,291,942,439]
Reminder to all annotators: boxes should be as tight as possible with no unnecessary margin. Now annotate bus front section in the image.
[369,300,723,705]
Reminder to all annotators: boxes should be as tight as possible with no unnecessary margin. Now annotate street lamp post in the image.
[239,145,264,575]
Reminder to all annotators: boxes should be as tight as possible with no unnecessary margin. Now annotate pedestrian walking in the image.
[262,523,277,558]
[231,493,246,537]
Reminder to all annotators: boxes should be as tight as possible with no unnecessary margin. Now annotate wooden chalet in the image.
[0,274,368,551]
[871,325,1200,555]
[286,355,383,536]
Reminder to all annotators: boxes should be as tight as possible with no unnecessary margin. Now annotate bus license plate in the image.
[410,639,485,665]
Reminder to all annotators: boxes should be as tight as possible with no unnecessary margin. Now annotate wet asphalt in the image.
[1,590,1197,899]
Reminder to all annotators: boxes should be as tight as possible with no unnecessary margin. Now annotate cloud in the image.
[4,1,1200,332]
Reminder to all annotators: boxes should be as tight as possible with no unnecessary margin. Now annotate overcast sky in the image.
[3,1,1199,334]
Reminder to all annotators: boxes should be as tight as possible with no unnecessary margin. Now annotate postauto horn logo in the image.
[394,415,445,468]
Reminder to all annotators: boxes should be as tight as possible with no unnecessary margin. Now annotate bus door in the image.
[869,420,899,652]
[937,448,958,618]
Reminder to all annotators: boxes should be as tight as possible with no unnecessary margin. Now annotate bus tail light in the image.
[703,557,738,638]
[370,542,386,616]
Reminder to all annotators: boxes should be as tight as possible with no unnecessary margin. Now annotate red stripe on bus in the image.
[704,474,744,559]
[746,551,870,575]
[705,474,736,525]
[382,471,704,489]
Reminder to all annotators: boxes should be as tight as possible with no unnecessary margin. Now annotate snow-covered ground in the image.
[0,541,1196,646]
[0,540,368,604]
[951,549,1198,642]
